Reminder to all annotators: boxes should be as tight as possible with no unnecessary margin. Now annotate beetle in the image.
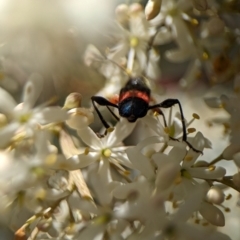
[91,76,201,153]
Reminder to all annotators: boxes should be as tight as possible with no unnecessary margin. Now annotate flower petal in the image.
[35,107,68,124]
[0,123,19,148]
[22,73,43,110]
[156,162,180,191]
[188,166,226,179]
[52,153,99,170]
[89,161,112,206]
[0,87,16,116]
[126,147,155,179]
[106,118,136,147]
[174,183,207,222]
[77,127,103,150]
[111,150,133,168]
[200,202,225,226]
[141,115,168,140]
[66,108,94,130]
[153,27,173,44]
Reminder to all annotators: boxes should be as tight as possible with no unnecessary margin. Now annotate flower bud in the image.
[66,108,94,129]
[129,3,143,15]
[223,144,240,160]
[145,0,162,20]
[206,186,225,204]
[63,93,82,110]
[115,4,129,23]
[200,202,225,226]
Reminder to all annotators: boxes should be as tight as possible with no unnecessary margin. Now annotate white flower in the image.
[0,73,68,148]
[56,119,136,181]
[109,3,171,76]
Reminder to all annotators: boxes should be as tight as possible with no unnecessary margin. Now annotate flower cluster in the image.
[0,1,239,240]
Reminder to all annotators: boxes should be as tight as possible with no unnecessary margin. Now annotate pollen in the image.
[94,213,111,225]
[32,167,45,177]
[174,175,182,184]
[130,36,139,47]
[84,147,89,155]
[187,128,196,133]
[107,127,114,133]
[191,18,199,25]
[202,51,209,60]
[226,194,232,200]
[123,170,130,176]
[44,154,57,165]
[35,188,46,200]
[0,113,7,128]
[19,113,32,123]
[164,127,170,134]
[192,113,200,119]
[224,207,230,212]
[181,169,192,179]
[102,148,112,158]
[184,155,193,161]
[208,165,216,171]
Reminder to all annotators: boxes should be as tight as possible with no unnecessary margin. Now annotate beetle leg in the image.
[91,96,119,129]
[149,99,202,154]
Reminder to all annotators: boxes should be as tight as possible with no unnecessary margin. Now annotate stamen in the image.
[107,127,114,133]
[202,51,209,60]
[84,148,89,155]
[219,204,231,212]
[208,165,216,171]
[187,128,196,133]
[191,18,199,25]
[225,194,232,200]
[184,155,193,161]
[192,113,200,119]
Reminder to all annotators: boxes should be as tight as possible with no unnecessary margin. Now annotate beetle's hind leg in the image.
[149,99,202,154]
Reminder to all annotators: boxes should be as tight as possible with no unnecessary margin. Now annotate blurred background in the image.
[0,0,239,239]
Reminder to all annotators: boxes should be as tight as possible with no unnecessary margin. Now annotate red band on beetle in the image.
[119,90,150,103]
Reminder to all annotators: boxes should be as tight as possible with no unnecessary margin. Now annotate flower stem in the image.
[208,153,224,166]
[213,178,240,192]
